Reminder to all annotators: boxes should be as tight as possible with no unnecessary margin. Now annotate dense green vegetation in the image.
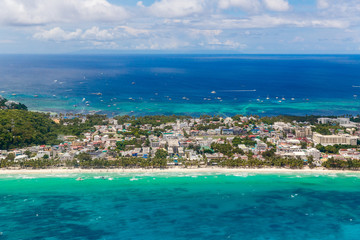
[209,156,304,169]
[260,115,323,125]
[0,156,168,169]
[0,110,60,149]
[315,144,357,154]
[116,138,142,151]
[232,137,257,147]
[57,114,107,136]
[0,110,108,150]
[311,124,345,135]
[322,158,360,170]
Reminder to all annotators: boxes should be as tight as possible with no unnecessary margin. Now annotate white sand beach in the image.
[0,167,359,175]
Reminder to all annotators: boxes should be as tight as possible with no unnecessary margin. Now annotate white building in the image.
[313,133,358,146]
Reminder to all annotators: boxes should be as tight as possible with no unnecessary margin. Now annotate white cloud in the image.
[33,26,150,42]
[218,0,261,11]
[200,15,349,29]
[82,27,114,41]
[33,27,82,41]
[191,29,223,37]
[317,0,329,9]
[137,1,145,8]
[0,0,128,26]
[135,37,190,50]
[116,26,150,36]
[148,0,205,18]
[263,0,290,11]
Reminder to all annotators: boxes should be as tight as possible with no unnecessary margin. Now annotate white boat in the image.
[76,177,84,181]
[108,178,114,181]
[211,91,216,94]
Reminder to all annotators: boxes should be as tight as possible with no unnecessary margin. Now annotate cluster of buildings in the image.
[2,115,360,168]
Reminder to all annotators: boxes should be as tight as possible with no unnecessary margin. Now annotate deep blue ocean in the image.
[1,54,360,116]
[1,172,360,240]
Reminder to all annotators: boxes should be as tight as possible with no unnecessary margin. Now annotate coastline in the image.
[0,167,359,175]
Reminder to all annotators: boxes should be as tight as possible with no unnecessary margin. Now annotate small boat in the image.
[76,177,84,181]
[108,178,114,181]
[132,82,136,85]
[291,98,295,100]
[34,95,38,98]
[12,93,16,96]
[211,91,216,94]
[282,97,286,100]
[266,96,270,100]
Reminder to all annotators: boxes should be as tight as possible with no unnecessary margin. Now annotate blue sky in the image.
[0,0,359,54]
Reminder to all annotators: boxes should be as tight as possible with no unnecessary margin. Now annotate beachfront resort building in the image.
[313,133,358,146]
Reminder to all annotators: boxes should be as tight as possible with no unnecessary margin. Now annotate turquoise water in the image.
[1,172,360,239]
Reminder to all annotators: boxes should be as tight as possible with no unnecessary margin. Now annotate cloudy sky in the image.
[0,0,360,53]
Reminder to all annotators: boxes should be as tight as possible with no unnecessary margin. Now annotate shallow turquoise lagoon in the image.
[1,172,360,239]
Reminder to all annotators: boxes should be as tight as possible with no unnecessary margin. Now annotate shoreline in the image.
[0,167,359,175]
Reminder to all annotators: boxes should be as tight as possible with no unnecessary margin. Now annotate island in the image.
[1,99,360,172]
